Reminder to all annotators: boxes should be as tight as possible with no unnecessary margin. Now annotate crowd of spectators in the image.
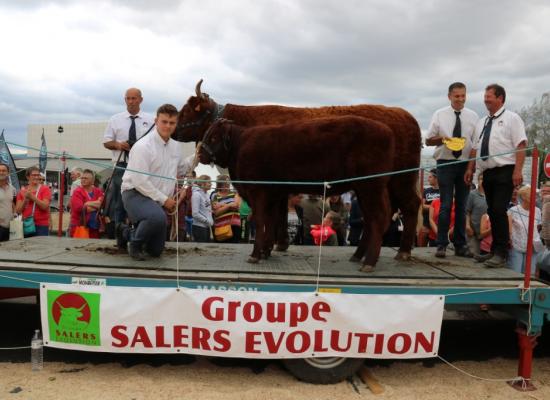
[1,161,549,280]
[1,83,548,280]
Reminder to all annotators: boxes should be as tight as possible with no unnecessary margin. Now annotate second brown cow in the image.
[199,116,395,271]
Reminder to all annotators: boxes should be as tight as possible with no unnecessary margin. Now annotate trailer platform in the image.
[1,237,549,387]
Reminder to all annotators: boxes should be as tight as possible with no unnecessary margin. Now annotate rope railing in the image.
[2,140,546,290]
[5,140,539,186]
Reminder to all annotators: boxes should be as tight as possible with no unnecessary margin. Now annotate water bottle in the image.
[31,329,43,371]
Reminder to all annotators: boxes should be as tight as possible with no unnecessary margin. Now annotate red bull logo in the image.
[47,290,101,346]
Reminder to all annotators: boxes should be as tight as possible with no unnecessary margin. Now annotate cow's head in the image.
[176,79,219,142]
[56,301,86,320]
[199,119,233,168]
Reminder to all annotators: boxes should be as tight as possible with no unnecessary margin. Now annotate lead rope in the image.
[172,143,203,290]
[314,182,329,293]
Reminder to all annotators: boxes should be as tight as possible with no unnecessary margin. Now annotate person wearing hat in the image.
[426,82,479,258]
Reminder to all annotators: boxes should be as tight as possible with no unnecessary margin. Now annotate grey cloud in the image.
[1,0,549,142]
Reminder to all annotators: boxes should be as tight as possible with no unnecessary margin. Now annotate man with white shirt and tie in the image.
[119,104,192,260]
[103,88,154,228]
[464,84,527,268]
[426,82,479,258]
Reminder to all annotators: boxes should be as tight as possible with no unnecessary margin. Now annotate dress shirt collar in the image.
[489,105,506,118]
[125,110,146,119]
[152,128,170,145]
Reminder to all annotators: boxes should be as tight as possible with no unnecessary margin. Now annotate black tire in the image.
[282,357,364,384]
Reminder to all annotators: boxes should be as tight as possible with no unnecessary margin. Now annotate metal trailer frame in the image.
[0,240,549,390]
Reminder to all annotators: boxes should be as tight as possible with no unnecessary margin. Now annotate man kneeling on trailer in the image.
[118,104,191,260]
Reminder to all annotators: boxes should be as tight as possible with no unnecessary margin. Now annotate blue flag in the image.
[0,130,21,191]
[39,129,47,173]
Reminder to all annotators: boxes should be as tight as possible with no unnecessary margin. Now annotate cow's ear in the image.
[194,104,201,112]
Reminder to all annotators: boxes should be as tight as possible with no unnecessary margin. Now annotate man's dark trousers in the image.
[436,159,470,248]
[112,162,128,224]
[482,165,514,258]
[122,189,167,257]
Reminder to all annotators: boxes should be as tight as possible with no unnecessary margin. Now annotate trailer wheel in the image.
[282,357,364,384]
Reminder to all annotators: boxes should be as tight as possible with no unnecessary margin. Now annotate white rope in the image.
[168,144,203,291]
[521,288,534,335]
[0,346,31,350]
[175,181,180,289]
[315,183,328,293]
[437,355,529,386]
[0,273,41,285]
[444,286,524,297]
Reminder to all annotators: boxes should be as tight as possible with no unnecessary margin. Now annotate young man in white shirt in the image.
[103,88,155,226]
[465,84,527,268]
[426,82,479,258]
[119,104,191,260]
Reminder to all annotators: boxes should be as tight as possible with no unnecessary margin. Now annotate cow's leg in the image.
[355,179,391,272]
[350,229,367,262]
[255,195,278,259]
[389,173,420,261]
[247,194,269,263]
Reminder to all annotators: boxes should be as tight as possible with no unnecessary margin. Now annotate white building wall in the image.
[26,122,196,172]
[28,122,109,160]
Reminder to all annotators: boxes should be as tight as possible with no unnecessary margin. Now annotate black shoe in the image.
[474,253,493,263]
[115,223,128,250]
[455,246,473,258]
[484,254,506,268]
[128,241,146,261]
[435,246,446,258]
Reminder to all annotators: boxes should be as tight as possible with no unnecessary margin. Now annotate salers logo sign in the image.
[47,291,101,346]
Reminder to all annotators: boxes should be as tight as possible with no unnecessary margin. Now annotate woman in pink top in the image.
[15,166,51,237]
[69,169,104,238]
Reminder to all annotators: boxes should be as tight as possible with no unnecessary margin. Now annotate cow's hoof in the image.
[247,256,260,264]
[275,244,289,252]
[394,251,411,261]
[349,255,362,263]
[359,265,375,273]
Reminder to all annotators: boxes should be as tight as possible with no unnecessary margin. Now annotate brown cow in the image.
[198,116,395,271]
[174,80,421,262]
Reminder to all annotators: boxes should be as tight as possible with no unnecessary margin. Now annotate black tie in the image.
[452,111,461,158]
[479,116,494,160]
[129,116,137,146]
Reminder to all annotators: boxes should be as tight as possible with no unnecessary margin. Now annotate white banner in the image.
[40,284,444,359]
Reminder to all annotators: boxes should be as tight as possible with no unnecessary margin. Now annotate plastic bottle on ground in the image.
[31,329,43,371]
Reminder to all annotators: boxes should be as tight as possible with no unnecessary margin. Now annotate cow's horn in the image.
[195,79,204,98]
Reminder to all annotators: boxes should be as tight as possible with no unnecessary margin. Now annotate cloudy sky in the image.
[1,0,549,147]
